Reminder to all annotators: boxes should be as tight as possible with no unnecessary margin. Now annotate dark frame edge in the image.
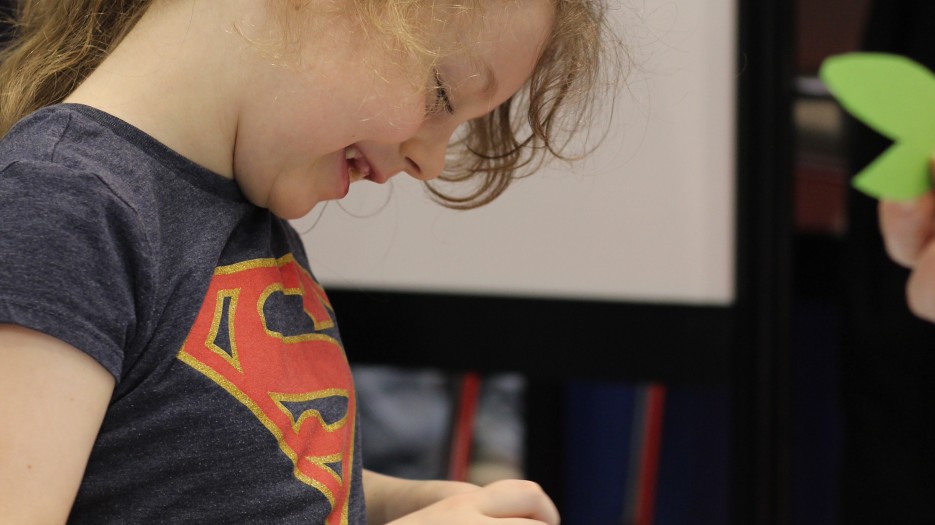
[332,289,733,384]
[732,0,795,522]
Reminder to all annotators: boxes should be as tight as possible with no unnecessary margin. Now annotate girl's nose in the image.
[400,124,455,181]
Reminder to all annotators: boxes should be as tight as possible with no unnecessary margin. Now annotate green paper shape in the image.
[819,52,935,200]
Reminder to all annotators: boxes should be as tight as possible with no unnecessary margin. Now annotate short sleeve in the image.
[0,161,153,380]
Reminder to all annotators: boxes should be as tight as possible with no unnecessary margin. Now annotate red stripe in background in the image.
[448,372,482,482]
[635,384,667,525]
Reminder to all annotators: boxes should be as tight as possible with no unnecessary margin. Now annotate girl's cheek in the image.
[369,91,427,141]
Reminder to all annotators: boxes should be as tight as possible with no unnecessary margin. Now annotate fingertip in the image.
[879,201,926,267]
[905,242,935,323]
[906,276,935,323]
[492,479,560,525]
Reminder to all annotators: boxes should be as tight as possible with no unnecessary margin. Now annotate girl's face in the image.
[230,0,554,219]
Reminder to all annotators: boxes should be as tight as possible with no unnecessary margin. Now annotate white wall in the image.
[297,0,737,305]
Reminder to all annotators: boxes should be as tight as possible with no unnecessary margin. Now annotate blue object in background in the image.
[562,381,730,525]
[791,300,841,525]
[563,381,637,525]
[654,386,730,525]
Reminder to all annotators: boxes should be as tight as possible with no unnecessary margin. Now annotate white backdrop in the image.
[296,0,737,305]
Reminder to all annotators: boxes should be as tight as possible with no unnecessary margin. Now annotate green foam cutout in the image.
[819,53,935,200]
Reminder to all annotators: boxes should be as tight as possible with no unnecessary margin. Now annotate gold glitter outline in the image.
[258,282,337,341]
[213,256,334,321]
[178,350,352,510]
[212,255,294,276]
[305,452,345,485]
[176,252,355,524]
[205,288,243,373]
[270,389,350,434]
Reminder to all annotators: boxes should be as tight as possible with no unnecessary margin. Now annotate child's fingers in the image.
[388,479,560,525]
[878,193,935,268]
[465,518,558,525]
[876,157,935,323]
[906,240,935,322]
[475,480,561,525]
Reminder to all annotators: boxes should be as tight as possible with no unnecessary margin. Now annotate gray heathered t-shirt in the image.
[0,104,365,524]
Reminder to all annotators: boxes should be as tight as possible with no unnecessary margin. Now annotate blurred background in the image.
[4,0,933,524]
[333,0,935,524]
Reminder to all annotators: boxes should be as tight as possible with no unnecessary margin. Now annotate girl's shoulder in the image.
[1,104,248,215]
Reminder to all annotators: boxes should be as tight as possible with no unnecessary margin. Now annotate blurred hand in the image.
[386,479,560,525]
[879,158,935,321]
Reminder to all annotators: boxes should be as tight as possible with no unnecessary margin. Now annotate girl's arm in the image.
[363,469,559,525]
[363,469,479,523]
[0,324,114,524]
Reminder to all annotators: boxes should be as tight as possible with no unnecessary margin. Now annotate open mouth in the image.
[345,146,372,182]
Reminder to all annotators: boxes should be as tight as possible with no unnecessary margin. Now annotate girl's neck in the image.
[64,0,247,178]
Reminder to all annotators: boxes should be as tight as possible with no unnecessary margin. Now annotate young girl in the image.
[0,0,609,523]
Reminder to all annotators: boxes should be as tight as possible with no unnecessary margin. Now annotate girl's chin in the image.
[263,169,347,219]
[267,194,325,221]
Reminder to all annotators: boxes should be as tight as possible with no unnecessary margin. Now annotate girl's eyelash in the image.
[429,70,455,115]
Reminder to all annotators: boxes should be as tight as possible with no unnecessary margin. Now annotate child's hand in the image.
[879,158,935,321]
[386,479,560,525]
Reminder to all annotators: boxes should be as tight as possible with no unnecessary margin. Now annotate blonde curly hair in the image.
[0,0,617,209]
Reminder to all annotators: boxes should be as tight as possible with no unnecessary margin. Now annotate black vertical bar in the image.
[524,379,566,514]
[733,0,795,523]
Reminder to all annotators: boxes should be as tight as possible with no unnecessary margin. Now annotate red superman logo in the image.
[178,254,354,525]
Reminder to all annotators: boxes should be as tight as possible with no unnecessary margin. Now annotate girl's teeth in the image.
[345,147,371,181]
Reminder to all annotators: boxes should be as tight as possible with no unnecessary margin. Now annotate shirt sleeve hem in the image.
[0,296,124,381]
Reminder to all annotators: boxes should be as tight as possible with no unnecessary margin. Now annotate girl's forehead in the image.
[443,0,554,103]
[429,0,554,45]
